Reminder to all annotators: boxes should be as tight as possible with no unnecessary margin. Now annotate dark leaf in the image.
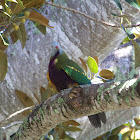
[99,69,115,79]
[79,57,87,72]
[33,93,40,104]
[63,126,82,132]
[0,37,8,51]
[10,0,23,14]
[0,50,7,81]
[63,120,80,126]
[34,22,46,35]
[134,118,140,126]
[15,23,26,48]
[10,31,18,44]
[121,24,135,39]
[23,0,44,8]
[125,0,140,9]
[0,34,9,46]
[114,0,122,10]
[111,125,125,135]
[28,11,53,28]
[132,40,140,68]
[15,90,34,107]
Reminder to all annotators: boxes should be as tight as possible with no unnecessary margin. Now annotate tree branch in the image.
[10,78,140,140]
[45,2,140,28]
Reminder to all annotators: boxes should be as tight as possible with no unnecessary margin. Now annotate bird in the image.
[48,41,106,128]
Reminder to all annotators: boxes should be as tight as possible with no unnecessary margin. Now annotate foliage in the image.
[94,116,140,140]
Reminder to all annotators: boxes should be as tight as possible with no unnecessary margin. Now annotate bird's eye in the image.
[56,46,58,49]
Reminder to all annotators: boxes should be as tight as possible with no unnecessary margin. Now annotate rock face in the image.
[0,0,139,138]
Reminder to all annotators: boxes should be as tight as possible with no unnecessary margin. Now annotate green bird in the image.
[48,41,106,127]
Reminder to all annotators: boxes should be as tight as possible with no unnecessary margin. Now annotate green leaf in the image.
[28,10,53,28]
[7,0,17,3]
[63,120,80,126]
[63,126,82,132]
[34,22,46,35]
[114,0,122,10]
[121,24,135,39]
[62,59,91,84]
[15,90,34,107]
[10,31,18,44]
[54,109,59,114]
[0,37,8,51]
[121,37,130,44]
[132,40,140,68]
[23,0,44,8]
[99,69,115,79]
[15,23,26,48]
[87,56,98,73]
[0,50,7,82]
[125,0,140,9]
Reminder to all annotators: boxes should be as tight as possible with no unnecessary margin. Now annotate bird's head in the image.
[51,41,63,57]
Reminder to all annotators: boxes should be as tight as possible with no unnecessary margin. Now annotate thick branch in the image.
[11,78,140,140]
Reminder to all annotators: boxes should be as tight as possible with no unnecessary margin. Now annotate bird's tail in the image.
[88,112,106,128]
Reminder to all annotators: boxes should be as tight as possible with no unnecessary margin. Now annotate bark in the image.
[10,78,140,140]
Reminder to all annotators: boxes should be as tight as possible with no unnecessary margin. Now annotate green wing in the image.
[61,59,91,84]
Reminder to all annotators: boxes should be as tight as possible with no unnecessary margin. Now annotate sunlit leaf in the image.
[34,22,46,35]
[114,0,122,10]
[87,56,98,73]
[99,69,114,79]
[0,50,7,81]
[79,57,87,72]
[121,37,130,44]
[23,0,44,8]
[7,0,17,3]
[133,33,140,39]
[63,120,80,126]
[125,0,140,9]
[137,0,140,5]
[15,23,26,48]
[15,90,34,107]
[33,93,40,104]
[10,31,18,44]
[132,40,140,68]
[121,24,135,39]
[28,11,53,28]
[63,126,82,132]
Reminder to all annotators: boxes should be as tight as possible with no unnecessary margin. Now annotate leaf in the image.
[15,90,34,107]
[62,59,91,84]
[15,23,26,48]
[137,0,140,5]
[121,24,135,39]
[114,0,122,10]
[125,0,140,9]
[134,118,140,126]
[87,56,98,73]
[7,0,17,3]
[107,135,119,140]
[133,33,140,39]
[34,22,46,35]
[0,34,9,46]
[0,37,8,51]
[33,93,40,104]
[10,0,23,14]
[10,31,18,44]
[28,11,53,28]
[132,40,140,68]
[55,127,66,139]
[93,56,99,65]
[63,126,82,132]
[0,50,7,81]
[23,0,44,8]
[121,37,130,44]
[79,57,87,72]
[63,120,80,126]
[99,69,115,79]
